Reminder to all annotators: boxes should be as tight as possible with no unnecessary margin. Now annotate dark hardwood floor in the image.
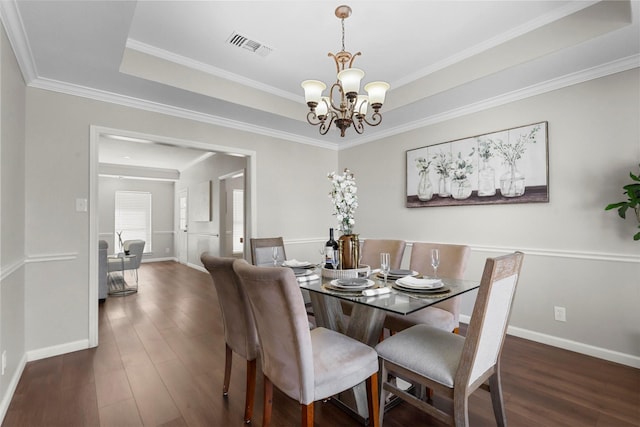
[3,261,639,426]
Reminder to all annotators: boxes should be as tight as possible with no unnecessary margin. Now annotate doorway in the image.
[177,189,188,264]
[89,126,257,347]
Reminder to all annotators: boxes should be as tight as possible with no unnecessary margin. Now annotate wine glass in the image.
[431,248,440,278]
[380,252,391,284]
[319,244,328,267]
[272,246,279,266]
[330,250,339,270]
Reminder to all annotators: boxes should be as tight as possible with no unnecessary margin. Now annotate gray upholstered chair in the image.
[232,259,380,427]
[359,239,406,270]
[383,242,470,334]
[201,254,259,424]
[108,239,145,284]
[376,252,524,427]
[249,237,286,266]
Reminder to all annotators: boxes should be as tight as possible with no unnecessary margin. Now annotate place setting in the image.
[323,277,390,296]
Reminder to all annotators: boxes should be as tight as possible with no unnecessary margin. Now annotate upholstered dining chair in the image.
[232,259,380,427]
[108,239,145,285]
[383,242,471,334]
[201,254,259,424]
[359,239,406,270]
[250,237,286,266]
[376,252,524,427]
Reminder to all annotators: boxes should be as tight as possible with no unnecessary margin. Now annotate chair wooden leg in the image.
[453,389,470,427]
[223,344,232,396]
[263,376,273,427]
[244,359,257,423]
[378,364,388,427]
[301,403,314,427]
[366,372,380,427]
[489,368,507,427]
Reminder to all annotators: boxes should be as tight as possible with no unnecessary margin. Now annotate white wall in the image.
[0,23,25,419]
[340,69,640,365]
[98,176,175,260]
[176,153,246,267]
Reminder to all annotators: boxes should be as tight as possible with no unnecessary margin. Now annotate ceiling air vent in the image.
[226,32,273,57]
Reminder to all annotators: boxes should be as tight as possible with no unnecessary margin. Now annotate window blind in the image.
[114,191,152,253]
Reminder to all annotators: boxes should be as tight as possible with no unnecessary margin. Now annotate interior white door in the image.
[177,189,188,264]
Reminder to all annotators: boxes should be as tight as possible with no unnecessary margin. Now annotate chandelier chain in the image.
[341,18,346,52]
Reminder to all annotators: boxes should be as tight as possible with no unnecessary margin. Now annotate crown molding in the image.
[28,77,338,151]
[340,54,640,150]
[126,38,303,104]
[392,1,599,89]
[0,0,37,83]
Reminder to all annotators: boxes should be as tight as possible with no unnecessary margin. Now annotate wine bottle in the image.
[324,228,338,269]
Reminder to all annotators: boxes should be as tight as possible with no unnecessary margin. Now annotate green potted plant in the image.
[605,164,640,241]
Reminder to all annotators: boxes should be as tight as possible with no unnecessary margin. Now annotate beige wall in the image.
[0,23,26,409]
[340,69,640,363]
[23,87,337,355]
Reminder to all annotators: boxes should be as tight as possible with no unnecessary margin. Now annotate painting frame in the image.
[406,121,549,208]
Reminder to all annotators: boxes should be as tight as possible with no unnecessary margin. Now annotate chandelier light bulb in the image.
[364,81,390,109]
[337,68,365,98]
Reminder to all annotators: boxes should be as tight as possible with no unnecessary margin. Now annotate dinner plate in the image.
[392,283,450,294]
[377,270,419,279]
[394,277,443,289]
[329,278,375,290]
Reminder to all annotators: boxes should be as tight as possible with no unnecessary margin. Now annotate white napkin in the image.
[282,259,311,267]
[396,276,442,288]
[362,287,392,296]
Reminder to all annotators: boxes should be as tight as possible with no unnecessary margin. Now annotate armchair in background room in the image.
[108,239,145,285]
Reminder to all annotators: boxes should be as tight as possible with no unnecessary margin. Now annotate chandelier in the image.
[301,5,390,137]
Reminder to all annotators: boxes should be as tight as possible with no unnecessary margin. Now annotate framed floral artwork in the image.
[406,121,548,207]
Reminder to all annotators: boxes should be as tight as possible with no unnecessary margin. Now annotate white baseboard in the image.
[187,262,207,273]
[459,315,640,368]
[0,353,26,424]
[141,256,177,263]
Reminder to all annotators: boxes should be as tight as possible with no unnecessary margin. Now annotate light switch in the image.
[76,198,88,212]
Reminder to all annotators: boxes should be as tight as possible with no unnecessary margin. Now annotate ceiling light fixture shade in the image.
[301,5,389,137]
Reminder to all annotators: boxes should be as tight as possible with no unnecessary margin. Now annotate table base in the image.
[108,273,137,296]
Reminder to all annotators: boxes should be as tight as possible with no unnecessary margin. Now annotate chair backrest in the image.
[201,254,259,361]
[250,237,286,266]
[409,242,471,322]
[123,240,145,269]
[233,259,314,403]
[360,239,406,270]
[456,252,524,389]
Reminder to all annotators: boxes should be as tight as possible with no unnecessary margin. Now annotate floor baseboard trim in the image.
[459,315,640,368]
[0,353,26,424]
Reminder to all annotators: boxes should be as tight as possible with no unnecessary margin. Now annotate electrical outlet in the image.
[1,350,6,375]
[554,306,566,322]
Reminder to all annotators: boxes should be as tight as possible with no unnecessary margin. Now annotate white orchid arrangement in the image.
[328,168,358,235]
[415,157,431,176]
[449,149,476,182]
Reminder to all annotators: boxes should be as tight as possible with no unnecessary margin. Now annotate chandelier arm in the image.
[353,118,365,134]
[348,52,362,68]
[319,112,336,135]
[306,111,323,126]
[328,53,341,74]
[328,82,346,113]
[361,111,383,127]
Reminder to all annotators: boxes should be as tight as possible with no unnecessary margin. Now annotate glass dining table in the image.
[298,271,480,423]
